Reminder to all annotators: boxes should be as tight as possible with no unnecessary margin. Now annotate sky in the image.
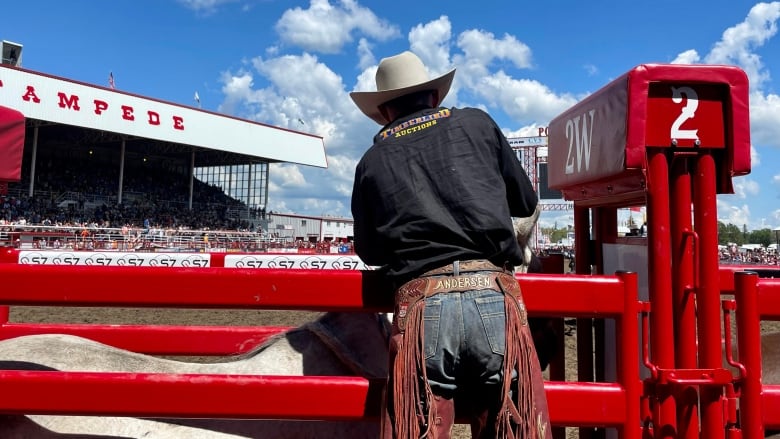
[3,0,780,232]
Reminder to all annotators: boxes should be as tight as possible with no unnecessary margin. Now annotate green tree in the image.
[747,228,773,247]
[717,221,744,245]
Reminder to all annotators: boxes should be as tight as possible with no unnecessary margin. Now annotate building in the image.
[266,212,353,243]
[0,42,326,229]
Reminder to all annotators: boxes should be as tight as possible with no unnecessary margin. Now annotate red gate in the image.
[547,63,780,438]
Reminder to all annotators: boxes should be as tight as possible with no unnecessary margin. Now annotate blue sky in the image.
[3,0,780,231]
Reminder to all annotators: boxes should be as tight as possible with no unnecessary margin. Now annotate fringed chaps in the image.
[391,272,550,438]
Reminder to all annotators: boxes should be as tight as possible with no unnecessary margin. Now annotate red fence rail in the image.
[0,261,642,435]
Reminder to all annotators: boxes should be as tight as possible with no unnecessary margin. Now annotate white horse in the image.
[0,311,392,439]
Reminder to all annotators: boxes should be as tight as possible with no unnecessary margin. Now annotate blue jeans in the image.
[423,286,508,398]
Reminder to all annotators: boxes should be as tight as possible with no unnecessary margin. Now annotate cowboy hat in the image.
[350,51,455,125]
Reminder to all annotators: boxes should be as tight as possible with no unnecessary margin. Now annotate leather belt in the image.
[394,270,521,331]
[420,259,509,277]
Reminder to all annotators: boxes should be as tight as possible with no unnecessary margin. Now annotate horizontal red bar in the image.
[0,370,629,427]
[759,281,780,320]
[545,381,627,427]
[0,370,380,420]
[763,384,780,429]
[0,265,630,318]
[0,323,291,356]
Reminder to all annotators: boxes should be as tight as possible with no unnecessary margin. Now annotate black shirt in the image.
[351,106,538,284]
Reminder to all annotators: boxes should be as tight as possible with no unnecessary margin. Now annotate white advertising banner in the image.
[17,251,373,270]
[18,251,211,267]
[223,254,373,270]
[0,66,326,167]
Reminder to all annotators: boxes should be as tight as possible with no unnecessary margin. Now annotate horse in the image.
[0,311,393,439]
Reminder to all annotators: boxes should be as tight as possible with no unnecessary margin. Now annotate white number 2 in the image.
[670,86,699,141]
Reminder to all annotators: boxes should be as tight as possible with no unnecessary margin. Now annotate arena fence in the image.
[0,258,641,434]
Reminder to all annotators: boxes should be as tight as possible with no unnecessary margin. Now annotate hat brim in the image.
[350,69,455,125]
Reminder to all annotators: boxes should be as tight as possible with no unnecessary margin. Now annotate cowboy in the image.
[350,51,552,438]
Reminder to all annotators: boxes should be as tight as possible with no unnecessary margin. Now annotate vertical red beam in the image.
[581,206,615,439]
[646,149,677,438]
[574,204,595,439]
[733,271,764,438]
[670,156,699,439]
[594,208,617,389]
[617,271,641,439]
[692,152,724,439]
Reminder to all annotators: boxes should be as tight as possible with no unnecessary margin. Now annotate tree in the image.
[747,228,773,247]
[718,221,744,245]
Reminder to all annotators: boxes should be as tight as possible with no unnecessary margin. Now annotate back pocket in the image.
[474,294,506,355]
[423,298,442,359]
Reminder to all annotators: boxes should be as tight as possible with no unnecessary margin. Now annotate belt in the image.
[420,259,510,277]
[394,269,521,331]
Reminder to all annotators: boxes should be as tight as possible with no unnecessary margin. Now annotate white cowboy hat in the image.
[350,51,455,125]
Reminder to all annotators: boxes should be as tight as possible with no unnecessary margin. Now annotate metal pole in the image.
[189,151,195,211]
[27,124,38,198]
[646,149,677,438]
[734,271,764,438]
[670,156,699,439]
[693,152,725,439]
[117,139,125,205]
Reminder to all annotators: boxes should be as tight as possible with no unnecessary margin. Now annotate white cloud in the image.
[216,1,780,226]
[733,177,761,199]
[749,92,780,148]
[703,2,780,91]
[471,72,578,124]
[717,200,751,227]
[356,38,375,71]
[671,49,700,64]
[177,0,238,14]
[275,0,401,53]
[269,164,308,189]
[751,144,762,167]
[408,16,454,77]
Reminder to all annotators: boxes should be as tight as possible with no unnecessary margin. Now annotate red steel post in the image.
[617,271,641,439]
[693,152,725,438]
[670,156,699,439]
[734,271,764,438]
[646,149,677,438]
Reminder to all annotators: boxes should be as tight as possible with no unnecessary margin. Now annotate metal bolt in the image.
[671,139,678,146]
[694,139,701,146]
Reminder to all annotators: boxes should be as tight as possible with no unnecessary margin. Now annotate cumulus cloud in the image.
[717,200,752,227]
[214,1,780,226]
[275,0,400,53]
[583,64,599,76]
[177,0,238,14]
[671,49,701,64]
[703,2,780,91]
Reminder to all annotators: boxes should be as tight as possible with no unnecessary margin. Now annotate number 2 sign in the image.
[645,83,726,148]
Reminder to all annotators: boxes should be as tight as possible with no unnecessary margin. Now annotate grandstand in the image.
[0,53,328,251]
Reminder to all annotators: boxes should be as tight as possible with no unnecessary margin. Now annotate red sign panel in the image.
[645,83,726,148]
[546,64,750,201]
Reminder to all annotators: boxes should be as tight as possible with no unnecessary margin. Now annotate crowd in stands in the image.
[1,157,253,232]
[0,158,357,254]
[720,243,779,265]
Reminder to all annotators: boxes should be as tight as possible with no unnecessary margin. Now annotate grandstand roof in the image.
[0,64,327,168]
